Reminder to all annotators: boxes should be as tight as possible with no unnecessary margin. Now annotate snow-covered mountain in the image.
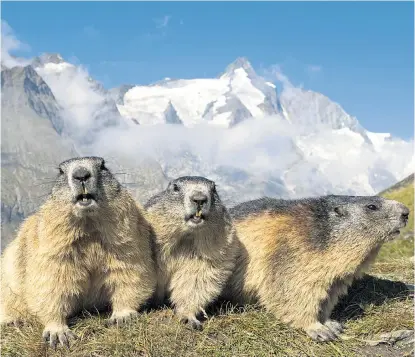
[109,56,395,150]
[279,87,372,142]
[116,57,283,127]
[1,52,413,246]
[27,53,399,150]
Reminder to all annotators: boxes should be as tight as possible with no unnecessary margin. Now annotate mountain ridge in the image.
[1,64,79,248]
[1,51,413,246]
[27,52,401,146]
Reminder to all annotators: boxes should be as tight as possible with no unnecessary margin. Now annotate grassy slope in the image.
[371,173,414,282]
[1,175,414,357]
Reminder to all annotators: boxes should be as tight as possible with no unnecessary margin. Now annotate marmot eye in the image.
[172,184,180,192]
[58,168,64,175]
[367,204,378,211]
[100,161,107,171]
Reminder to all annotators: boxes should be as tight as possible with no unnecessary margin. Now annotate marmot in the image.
[144,176,237,330]
[0,156,156,348]
[222,195,410,342]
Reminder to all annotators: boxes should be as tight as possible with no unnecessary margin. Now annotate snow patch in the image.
[119,78,229,126]
[229,68,265,117]
[41,62,75,74]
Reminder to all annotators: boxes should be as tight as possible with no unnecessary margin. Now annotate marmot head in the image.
[51,156,121,217]
[325,195,409,242]
[146,176,224,230]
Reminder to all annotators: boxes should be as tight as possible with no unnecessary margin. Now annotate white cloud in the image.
[1,20,31,68]
[154,15,171,29]
[35,61,123,145]
[90,114,413,202]
[262,64,294,89]
[137,15,172,42]
[31,53,414,201]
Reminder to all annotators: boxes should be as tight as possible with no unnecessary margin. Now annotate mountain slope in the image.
[1,65,79,248]
[33,53,128,145]
[379,173,414,234]
[279,87,372,142]
[366,173,414,284]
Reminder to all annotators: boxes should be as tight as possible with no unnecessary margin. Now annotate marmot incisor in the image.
[222,195,409,342]
[0,156,156,348]
[144,176,237,330]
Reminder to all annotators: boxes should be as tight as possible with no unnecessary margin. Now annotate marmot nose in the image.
[72,167,91,183]
[401,212,409,221]
[191,192,208,206]
[399,204,410,222]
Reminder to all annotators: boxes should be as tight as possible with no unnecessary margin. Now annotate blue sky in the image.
[2,1,414,139]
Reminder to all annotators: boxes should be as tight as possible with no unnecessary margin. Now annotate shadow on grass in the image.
[67,297,157,328]
[333,274,413,322]
[207,274,413,325]
[65,274,412,330]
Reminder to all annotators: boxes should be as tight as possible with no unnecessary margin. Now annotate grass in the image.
[1,175,414,357]
[380,174,414,234]
[369,173,414,283]
[1,281,413,357]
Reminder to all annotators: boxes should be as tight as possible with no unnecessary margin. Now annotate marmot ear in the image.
[334,206,347,217]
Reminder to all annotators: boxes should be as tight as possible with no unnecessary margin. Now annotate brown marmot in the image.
[144,176,237,330]
[222,195,410,342]
[0,156,156,348]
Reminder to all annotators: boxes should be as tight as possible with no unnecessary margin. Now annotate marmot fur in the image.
[0,156,156,348]
[223,195,409,342]
[144,176,237,330]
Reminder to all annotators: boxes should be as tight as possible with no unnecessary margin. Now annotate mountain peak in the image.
[228,57,253,70]
[220,57,257,79]
[32,53,65,67]
[1,65,39,83]
[1,64,65,134]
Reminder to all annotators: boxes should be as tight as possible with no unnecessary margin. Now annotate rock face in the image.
[1,65,78,248]
[109,84,135,105]
[163,101,183,125]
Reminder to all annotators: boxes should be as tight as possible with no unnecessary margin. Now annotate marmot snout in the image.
[51,156,121,217]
